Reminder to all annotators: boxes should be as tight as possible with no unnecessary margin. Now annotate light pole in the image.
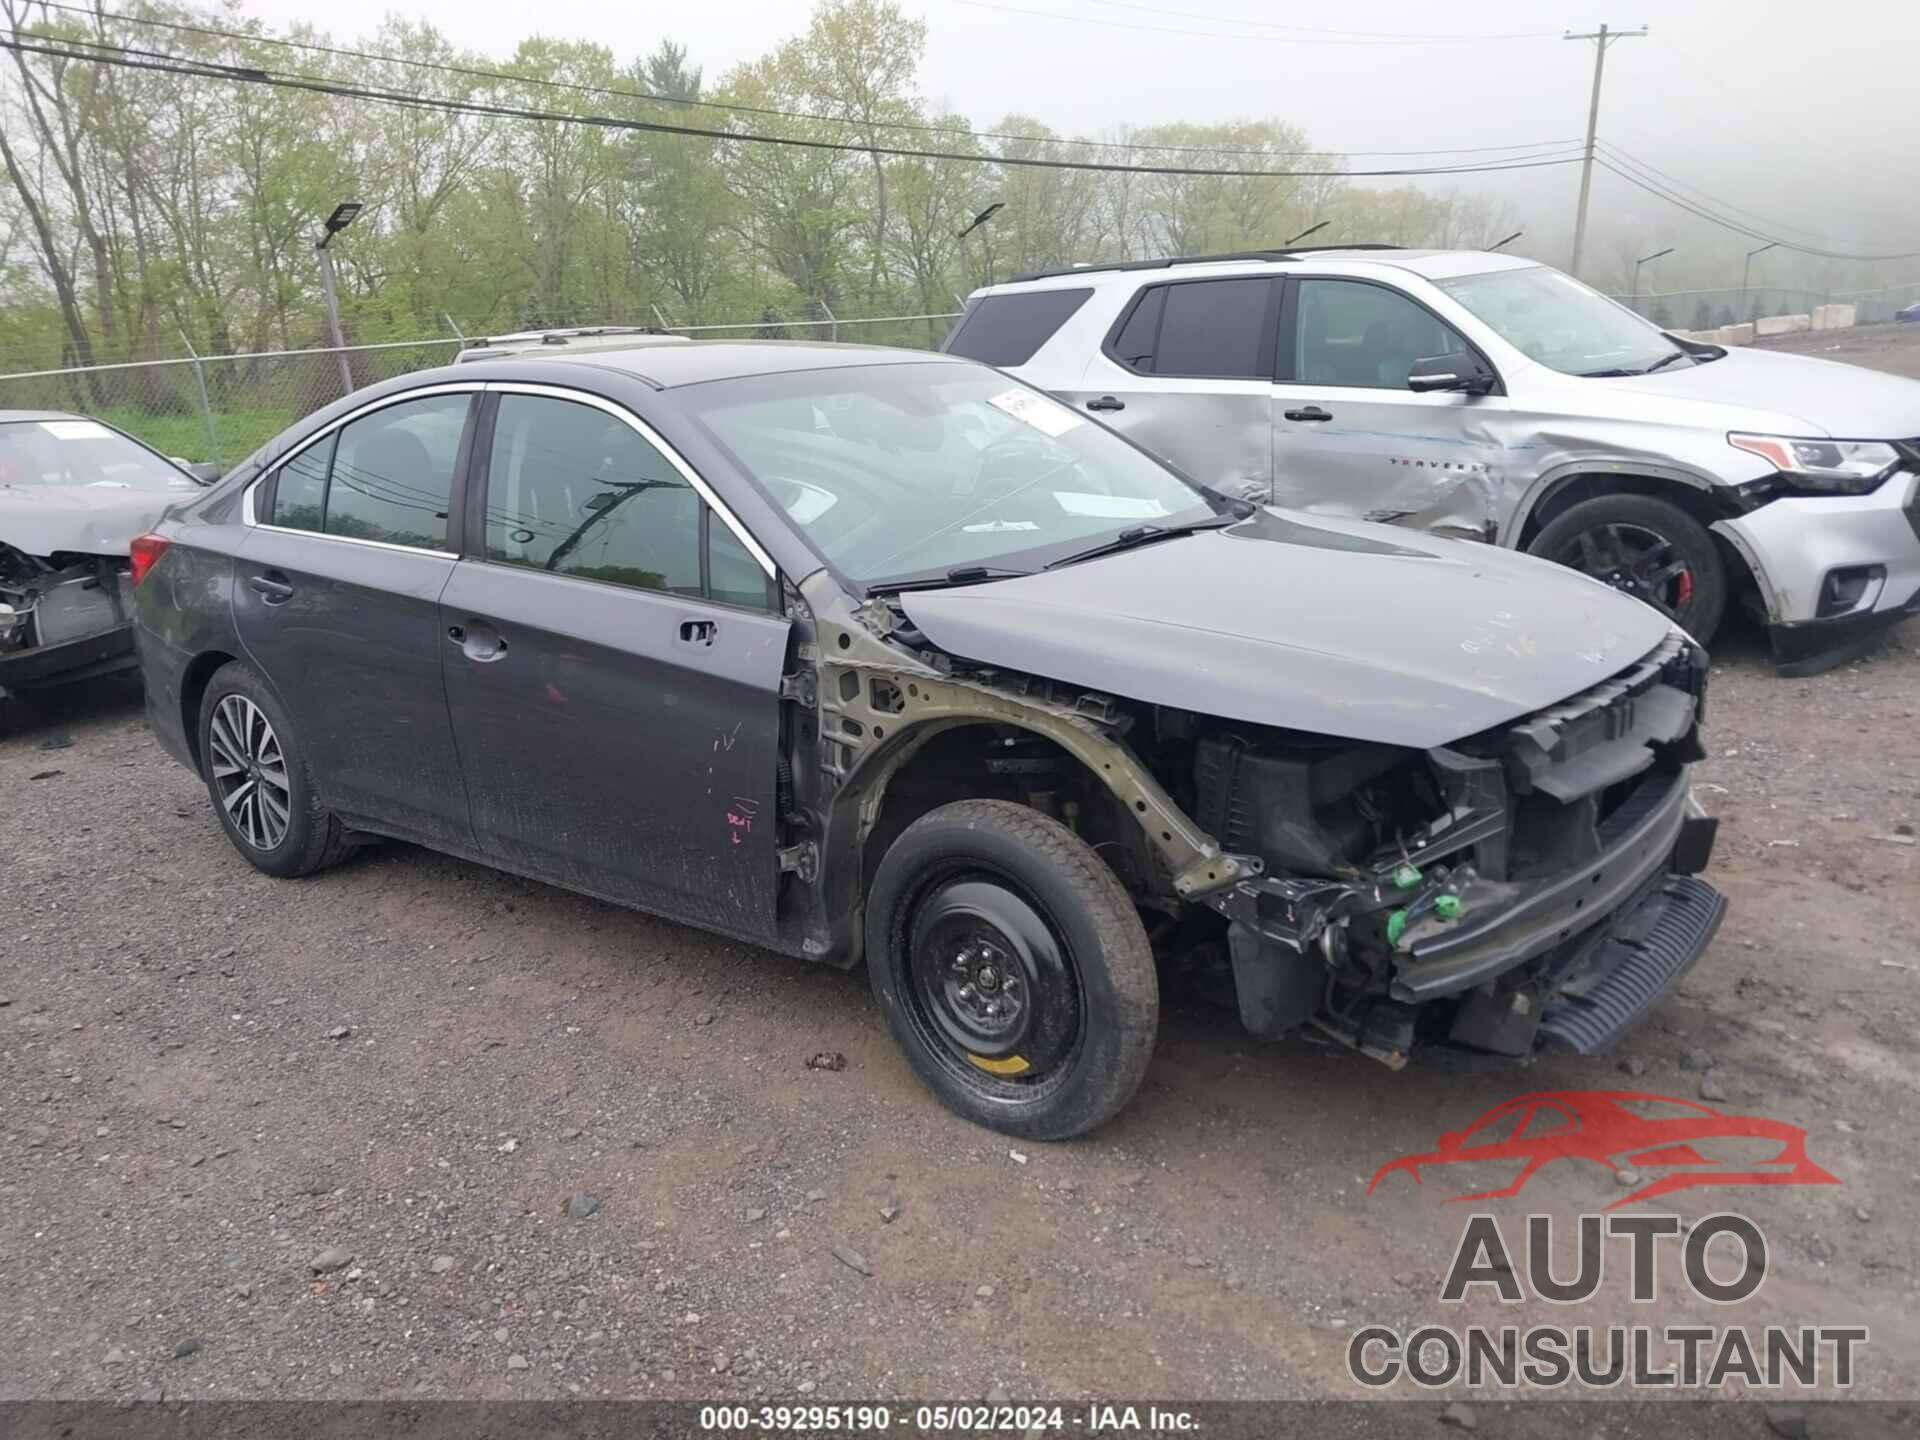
[1741,241,1778,320]
[1285,220,1328,246]
[316,201,363,397]
[1633,246,1674,316]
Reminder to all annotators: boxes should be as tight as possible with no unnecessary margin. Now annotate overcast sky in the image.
[238,0,1919,278]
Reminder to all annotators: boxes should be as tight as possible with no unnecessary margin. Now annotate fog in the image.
[238,0,1920,297]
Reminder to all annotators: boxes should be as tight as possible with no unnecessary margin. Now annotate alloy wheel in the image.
[1556,520,1695,620]
[208,694,292,851]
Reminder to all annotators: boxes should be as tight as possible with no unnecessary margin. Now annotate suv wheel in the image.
[197,661,353,878]
[1528,493,1726,641]
[865,799,1158,1139]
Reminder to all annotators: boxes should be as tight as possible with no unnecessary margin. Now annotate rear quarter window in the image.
[943,288,1093,366]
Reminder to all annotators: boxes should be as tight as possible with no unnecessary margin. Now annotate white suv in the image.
[948,247,1920,672]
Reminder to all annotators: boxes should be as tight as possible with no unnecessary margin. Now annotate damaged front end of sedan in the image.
[0,541,140,695]
[1194,630,1720,1065]
[787,566,1720,1071]
[0,411,211,696]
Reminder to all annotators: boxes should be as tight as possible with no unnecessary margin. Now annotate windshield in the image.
[1435,266,1689,377]
[680,362,1221,588]
[0,418,196,492]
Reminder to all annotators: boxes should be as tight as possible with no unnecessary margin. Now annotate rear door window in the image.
[326,394,468,547]
[1106,278,1277,379]
[943,288,1093,366]
[261,394,468,549]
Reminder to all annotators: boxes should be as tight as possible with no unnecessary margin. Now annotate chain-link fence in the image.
[0,338,462,468]
[1606,280,1920,328]
[0,311,962,467]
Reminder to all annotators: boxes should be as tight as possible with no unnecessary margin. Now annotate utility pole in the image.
[1565,23,1646,281]
[1741,241,1778,320]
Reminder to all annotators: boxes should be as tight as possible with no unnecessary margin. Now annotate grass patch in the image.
[99,405,296,466]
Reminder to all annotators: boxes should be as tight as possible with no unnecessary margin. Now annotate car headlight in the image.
[1727,433,1901,494]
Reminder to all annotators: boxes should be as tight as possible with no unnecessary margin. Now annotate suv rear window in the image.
[1106,277,1277,380]
[944,288,1092,366]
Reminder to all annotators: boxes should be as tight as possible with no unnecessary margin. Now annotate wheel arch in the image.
[1511,465,1734,549]
[795,572,1245,970]
[1510,466,1759,603]
[179,648,241,775]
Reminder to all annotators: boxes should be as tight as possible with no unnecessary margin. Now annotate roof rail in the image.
[1006,243,1403,285]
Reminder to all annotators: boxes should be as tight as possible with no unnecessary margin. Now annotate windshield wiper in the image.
[867,563,1031,594]
[1044,512,1240,570]
[1581,350,1691,379]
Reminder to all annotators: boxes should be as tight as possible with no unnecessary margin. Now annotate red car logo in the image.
[1368,1090,1839,1209]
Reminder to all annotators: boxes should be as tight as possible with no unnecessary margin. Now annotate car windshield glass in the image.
[0,418,194,492]
[1435,265,1686,377]
[679,362,1221,588]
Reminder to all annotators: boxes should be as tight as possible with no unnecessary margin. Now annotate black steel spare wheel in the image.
[866,798,1158,1139]
[907,877,1081,1082]
[1528,493,1726,642]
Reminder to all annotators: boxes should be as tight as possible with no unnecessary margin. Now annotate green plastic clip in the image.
[1434,893,1464,921]
[1386,909,1409,945]
[1390,863,1423,890]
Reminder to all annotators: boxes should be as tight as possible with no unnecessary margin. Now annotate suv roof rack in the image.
[1006,244,1403,285]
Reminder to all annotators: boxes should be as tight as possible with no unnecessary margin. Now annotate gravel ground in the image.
[4,328,1920,1410]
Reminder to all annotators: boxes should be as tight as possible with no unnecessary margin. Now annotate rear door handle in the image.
[247,572,294,603]
[1086,395,1125,412]
[1284,406,1333,422]
[678,619,717,647]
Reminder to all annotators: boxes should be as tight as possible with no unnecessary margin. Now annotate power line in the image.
[1048,0,1560,42]
[1591,158,1920,262]
[1594,141,1836,244]
[951,0,1560,43]
[0,35,1591,183]
[17,0,1577,161]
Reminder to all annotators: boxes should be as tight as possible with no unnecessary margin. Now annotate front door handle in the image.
[247,572,294,604]
[449,619,509,662]
[1284,406,1333,422]
[1086,395,1125,412]
[678,619,717,647]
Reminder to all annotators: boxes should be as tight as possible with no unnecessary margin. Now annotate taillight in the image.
[129,533,171,586]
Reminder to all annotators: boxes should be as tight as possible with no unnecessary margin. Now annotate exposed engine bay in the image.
[793,569,1721,1072]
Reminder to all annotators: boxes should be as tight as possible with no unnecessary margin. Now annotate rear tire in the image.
[197,661,352,878]
[1528,493,1726,642]
[865,799,1158,1139]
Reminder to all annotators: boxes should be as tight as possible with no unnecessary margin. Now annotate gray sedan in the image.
[131,343,1722,1137]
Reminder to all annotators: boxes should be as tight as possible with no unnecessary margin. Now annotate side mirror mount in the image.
[1408,352,1496,395]
[184,461,223,484]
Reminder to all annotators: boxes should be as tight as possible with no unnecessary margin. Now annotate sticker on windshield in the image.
[1053,492,1171,520]
[39,419,111,441]
[986,387,1084,438]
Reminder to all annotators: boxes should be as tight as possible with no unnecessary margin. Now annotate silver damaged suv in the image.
[949,247,1920,673]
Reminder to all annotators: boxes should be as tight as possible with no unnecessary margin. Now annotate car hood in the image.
[0,480,194,558]
[1591,346,1920,437]
[899,509,1673,748]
